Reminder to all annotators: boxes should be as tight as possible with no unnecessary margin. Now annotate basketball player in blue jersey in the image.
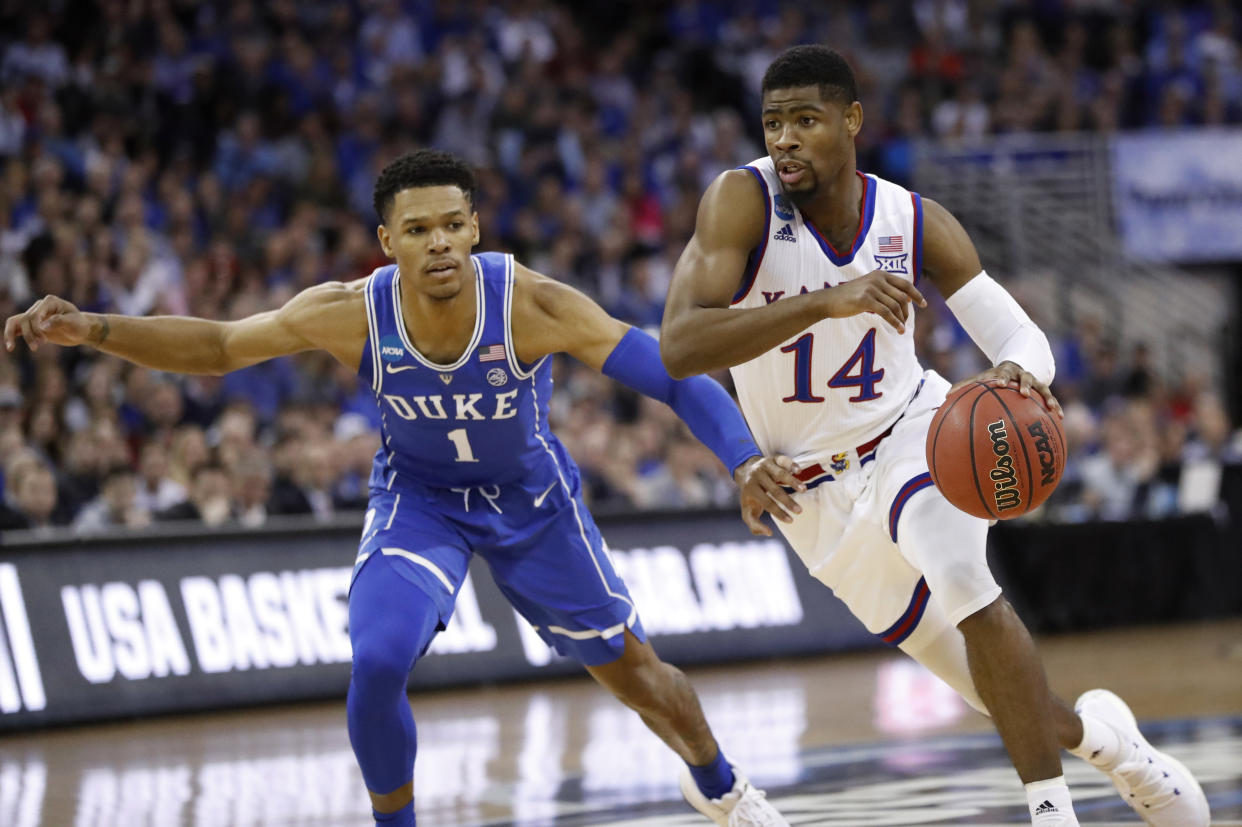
[661,46,1209,827]
[5,150,794,827]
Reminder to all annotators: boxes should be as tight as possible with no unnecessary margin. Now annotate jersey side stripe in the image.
[911,191,925,287]
[526,370,637,626]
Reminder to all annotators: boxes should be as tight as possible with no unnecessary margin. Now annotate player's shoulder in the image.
[280,279,369,337]
[694,167,768,249]
[298,278,369,308]
[511,260,571,318]
[705,165,768,206]
[914,195,966,240]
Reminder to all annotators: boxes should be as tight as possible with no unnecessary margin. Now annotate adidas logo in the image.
[773,223,797,242]
[1034,800,1058,815]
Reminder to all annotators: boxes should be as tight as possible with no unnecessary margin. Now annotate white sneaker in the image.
[678,764,788,827]
[1075,689,1210,826]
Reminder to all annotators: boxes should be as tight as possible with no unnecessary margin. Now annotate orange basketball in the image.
[926,382,1066,520]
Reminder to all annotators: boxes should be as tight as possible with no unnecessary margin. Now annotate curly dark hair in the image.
[761,45,858,105]
[372,149,476,224]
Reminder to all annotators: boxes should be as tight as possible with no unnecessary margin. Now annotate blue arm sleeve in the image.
[600,327,761,475]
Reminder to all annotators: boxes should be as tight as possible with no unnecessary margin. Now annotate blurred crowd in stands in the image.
[0,0,1239,534]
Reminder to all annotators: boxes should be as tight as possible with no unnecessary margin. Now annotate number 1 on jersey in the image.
[447,428,479,463]
[780,334,825,403]
[782,328,884,404]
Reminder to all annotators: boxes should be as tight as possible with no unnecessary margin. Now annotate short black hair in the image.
[762,45,858,105]
[373,149,476,224]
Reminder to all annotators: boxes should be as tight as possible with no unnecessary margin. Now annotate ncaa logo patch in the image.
[379,335,405,362]
[486,367,508,387]
[774,193,795,221]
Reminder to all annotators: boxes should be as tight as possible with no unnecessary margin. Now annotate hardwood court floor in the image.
[3,619,1240,826]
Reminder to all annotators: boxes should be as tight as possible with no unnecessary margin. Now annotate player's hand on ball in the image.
[951,361,1063,418]
[734,454,804,537]
[819,269,926,334]
[4,295,93,352]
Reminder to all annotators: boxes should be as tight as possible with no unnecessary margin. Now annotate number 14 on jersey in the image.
[780,328,884,404]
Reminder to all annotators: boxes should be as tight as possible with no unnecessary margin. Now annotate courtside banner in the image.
[1112,129,1242,262]
[0,512,871,730]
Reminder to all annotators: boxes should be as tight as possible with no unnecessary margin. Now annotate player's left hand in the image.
[734,455,804,537]
[951,361,1064,418]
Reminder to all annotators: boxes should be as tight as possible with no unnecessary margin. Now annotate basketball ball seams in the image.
[928,381,1065,520]
[966,384,999,520]
[929,381,975,488]
[986,384,1035,513]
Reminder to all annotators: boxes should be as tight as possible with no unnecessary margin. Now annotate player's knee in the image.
[956,593,1007,632]
[932,558,991,596]
[350,638,417,697]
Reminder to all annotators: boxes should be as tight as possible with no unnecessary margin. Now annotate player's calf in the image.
[585,632,789,825]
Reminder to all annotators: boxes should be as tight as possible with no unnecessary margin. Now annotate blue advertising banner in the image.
[0,512,874,731]
[1112,129,1242,263]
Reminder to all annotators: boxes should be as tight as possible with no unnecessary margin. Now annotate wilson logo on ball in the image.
[986,420,1021,512]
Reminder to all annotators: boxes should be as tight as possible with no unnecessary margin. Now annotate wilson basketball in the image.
[926,382,1066,520]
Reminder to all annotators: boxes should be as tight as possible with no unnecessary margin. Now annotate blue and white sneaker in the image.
[1075,689,1210,826]
[678,765,788,827]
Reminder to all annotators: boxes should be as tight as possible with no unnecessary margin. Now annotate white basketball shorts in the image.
[776,370,1001,653]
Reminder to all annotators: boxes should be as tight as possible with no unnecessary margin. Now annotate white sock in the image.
[1025,776,1078,826]
[1067,712,1124,768]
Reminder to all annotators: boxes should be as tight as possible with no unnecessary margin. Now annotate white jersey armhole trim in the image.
[363,271,383,394]
[503,252,549,380]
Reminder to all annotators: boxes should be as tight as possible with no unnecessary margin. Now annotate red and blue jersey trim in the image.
[888,471,934,542]
[731,166,770,305]
[879,576,930,645]
[910,191,924,288]
[804,171,876,266]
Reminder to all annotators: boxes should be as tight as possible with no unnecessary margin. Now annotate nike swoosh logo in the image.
[533,482,557,508]
[385,363,417,374]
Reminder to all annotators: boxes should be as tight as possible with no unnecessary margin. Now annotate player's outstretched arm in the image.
[4,281,367,374]
[511,264,805,529]
[921,198,1061,416]
[660,170,926,378]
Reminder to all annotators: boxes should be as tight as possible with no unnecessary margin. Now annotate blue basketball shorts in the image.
[351,470,646,666]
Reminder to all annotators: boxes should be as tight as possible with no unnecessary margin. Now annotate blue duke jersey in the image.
[729,158,926,468]
[358,252,557,490]
[351,251,644,664]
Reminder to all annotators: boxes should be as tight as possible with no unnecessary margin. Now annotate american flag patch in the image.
[878,235,903,253]
[478,344,506,362]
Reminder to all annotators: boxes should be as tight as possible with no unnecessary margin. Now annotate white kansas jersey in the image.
[728,158,926,467]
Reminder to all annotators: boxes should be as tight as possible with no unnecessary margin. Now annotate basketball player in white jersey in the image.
[661,46,1209,827]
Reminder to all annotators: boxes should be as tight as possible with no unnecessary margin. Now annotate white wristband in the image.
[944,271,1055,385]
